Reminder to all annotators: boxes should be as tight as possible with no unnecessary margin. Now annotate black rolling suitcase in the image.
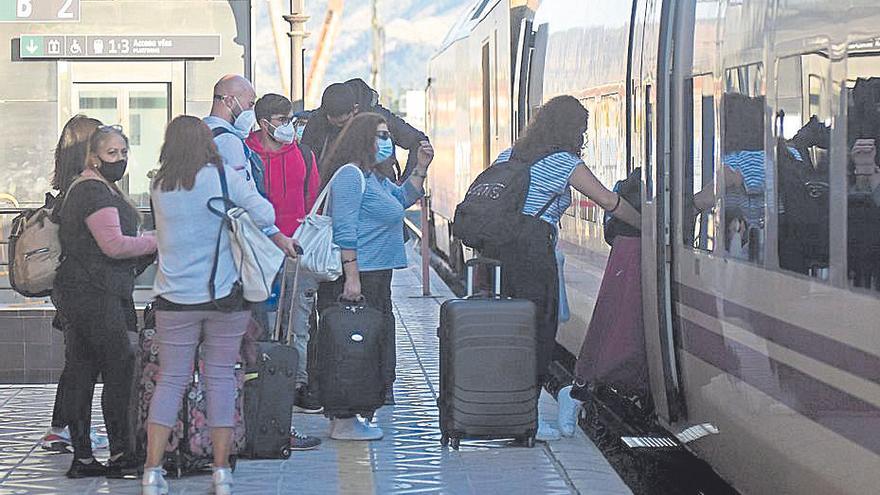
[438,258,539,449]
[315,298,386,417]
[241,257,300,459]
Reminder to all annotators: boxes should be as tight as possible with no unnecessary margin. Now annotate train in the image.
[425,1,880,494]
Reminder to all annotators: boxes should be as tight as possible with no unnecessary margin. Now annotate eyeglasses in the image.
[97,124,124,133]
[270,115,294,126]
[376,130,391,140]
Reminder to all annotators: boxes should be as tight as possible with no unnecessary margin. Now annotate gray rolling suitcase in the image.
[438,258,539,450]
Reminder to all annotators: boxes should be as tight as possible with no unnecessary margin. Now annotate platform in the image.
[0,252,632,495]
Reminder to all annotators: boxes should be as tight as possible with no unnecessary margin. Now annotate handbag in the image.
[208,165,285,304]
[293,164,365,282]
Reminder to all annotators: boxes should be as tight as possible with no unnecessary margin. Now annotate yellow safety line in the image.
[336,440,376,495]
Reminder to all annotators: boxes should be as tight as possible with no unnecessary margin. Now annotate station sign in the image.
[19,34,221,59]
[0,0,80,22]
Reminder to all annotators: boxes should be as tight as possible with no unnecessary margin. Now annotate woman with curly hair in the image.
[483,95,639,440]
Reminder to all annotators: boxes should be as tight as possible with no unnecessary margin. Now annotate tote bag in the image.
[209,165,285,303]
[293,164,365,282]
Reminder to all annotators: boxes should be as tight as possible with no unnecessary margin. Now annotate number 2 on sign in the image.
[17,0,33,18]
[57,0,74,19]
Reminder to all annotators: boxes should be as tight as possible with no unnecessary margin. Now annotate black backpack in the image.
[453,153,555,251]
[603,167,642,246]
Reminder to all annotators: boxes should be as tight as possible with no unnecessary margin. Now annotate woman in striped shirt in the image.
[486,96,640,437]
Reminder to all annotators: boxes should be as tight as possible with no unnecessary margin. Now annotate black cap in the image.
[321,83,356,117]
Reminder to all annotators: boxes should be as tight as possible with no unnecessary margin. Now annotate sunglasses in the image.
[97,124,124,133]
[376,130,391,140]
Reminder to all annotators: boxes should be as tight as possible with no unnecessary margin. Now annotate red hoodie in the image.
[246,131,320,236]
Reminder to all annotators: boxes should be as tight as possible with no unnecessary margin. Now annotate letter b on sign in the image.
[17,0,33,17]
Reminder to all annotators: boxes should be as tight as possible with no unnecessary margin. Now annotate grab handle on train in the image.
[466,257,502,298]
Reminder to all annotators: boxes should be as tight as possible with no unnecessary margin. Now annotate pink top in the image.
[85,207,156,259]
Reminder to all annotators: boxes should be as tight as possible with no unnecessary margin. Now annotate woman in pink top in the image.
[53,125,157,479]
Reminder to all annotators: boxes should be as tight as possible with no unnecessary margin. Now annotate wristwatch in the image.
[412,170,428,178]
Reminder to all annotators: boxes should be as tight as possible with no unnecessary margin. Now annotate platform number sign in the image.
[0,0,80,22]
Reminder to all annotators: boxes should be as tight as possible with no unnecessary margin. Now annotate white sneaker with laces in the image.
[329,417,384,441]
[557,385,584,437]
[213,467,234,495]
[141,467,168,495]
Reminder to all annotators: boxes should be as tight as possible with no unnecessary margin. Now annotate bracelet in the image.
[608,194,622,213]
[342,258,358,265]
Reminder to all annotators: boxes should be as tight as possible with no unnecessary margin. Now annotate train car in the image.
[426,1,880,494]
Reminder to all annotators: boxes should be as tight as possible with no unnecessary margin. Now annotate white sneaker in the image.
[329,417,384,441]
[141,467,169,495]
[212,467,233,495]
[557,385,584,437]
[40,426,108,452]
[536,421,561,442]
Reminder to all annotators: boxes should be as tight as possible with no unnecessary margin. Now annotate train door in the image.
[631,0,687,423]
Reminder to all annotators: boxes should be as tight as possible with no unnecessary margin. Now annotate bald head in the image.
[211,74,256,123]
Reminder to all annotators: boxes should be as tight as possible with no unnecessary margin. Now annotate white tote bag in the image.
[293,164,365,282]
[209,166,285,303]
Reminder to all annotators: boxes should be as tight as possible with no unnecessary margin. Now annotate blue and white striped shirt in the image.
[496,148,583,226]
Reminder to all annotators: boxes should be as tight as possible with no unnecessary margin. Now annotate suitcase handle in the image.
[466,258,502,298]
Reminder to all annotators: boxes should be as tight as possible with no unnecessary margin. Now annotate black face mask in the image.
[99,159,128,182]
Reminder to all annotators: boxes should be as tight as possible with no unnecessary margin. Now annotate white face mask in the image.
[270,121,296,144]
[229,97,257,137]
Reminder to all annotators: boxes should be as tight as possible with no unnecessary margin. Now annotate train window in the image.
[683,74,717,252]
[845,41,880,294]
[721,64,766,264]
[775,53,832,279]
[645,85,654,200]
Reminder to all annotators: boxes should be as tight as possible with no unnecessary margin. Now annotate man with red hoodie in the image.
[247,94,325,420]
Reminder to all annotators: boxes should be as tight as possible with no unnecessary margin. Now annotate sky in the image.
[252,0,474,106]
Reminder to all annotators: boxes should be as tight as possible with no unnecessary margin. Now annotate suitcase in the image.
[438,258,539,450]
[315,298,386,417]
[133,305,246,477]
[241,258,300,459]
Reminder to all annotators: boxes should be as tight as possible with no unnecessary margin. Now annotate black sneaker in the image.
[293,387,323,414]
[289,428,321,451]
[106,453,140,479]
[66,458,107,479]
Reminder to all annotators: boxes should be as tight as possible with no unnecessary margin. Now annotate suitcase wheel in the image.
[280,446,291,459]
[440,433,449,447]
[524,436,535,448]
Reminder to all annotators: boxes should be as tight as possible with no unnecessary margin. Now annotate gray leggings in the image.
[147,310,248,429]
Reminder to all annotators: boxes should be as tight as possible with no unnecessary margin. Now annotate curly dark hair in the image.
[511,95,589,164]
[320,112,387,188]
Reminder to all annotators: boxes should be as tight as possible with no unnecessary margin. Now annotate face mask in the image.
[229,97,257,137]
[269,121,296,144]
[98,159,128,182]
[375,137,394,163]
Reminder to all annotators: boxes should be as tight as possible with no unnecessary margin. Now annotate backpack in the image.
[603,167,642,246]
[453,153,556,251]
[212,127,267,198]
[7,177,100,297]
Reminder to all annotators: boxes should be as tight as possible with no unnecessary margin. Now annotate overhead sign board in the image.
[0,0,80,22]
[19,34,221,59]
